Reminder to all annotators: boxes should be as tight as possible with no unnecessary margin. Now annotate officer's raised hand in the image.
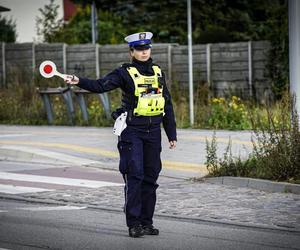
[64,75,79,85]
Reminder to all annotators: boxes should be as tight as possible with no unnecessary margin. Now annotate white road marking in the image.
[0,184,53,194]
[0,134,32,138]
[0,172,123,188]
[16,205,87,211]
[0,210,8,213]
[0,145,105,166]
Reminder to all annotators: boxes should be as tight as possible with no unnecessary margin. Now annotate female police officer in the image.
[65,32,177,238]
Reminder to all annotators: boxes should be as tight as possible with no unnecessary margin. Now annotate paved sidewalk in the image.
[3,175,300,232]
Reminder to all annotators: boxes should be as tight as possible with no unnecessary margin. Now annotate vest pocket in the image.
[135,95,165,116]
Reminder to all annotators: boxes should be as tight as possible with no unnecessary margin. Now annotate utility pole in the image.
[289,0,300,125]
[187,0,194,126]
[91,1,98,43]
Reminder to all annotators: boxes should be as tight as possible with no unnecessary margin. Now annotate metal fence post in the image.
[2,43,6,88]
[248,41,253,98]
[289,0,300,126]
[167,44,172,90]
[63,43,67,73]
[32,43,36,79]
[187,0,194,126]
[206,43,211,98]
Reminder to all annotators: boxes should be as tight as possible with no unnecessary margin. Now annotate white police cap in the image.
[124,32,153,49]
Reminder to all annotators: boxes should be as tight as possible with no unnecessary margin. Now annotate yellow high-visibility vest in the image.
[127,66,165,116]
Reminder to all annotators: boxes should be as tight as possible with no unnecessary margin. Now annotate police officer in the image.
[65,32,177,238]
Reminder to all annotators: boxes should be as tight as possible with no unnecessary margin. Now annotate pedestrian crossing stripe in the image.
[0,184,53,194]
[16,205,87,211]
[0,172,123,189]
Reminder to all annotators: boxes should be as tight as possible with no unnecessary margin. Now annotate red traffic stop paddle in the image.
[39,60,68,80]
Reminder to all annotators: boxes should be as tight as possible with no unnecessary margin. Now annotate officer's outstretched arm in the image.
[71,68,124,93]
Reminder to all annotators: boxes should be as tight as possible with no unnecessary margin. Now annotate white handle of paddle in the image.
[54,71,68,81]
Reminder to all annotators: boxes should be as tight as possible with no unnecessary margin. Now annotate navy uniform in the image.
[76,32,177,237]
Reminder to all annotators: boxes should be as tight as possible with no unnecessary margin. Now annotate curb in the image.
[202,176,300,194]
[1,194,299,234]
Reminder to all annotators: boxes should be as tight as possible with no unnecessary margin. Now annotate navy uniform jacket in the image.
[77,58,177,142]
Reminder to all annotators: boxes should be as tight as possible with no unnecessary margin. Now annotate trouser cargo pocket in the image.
[117,141,132,174]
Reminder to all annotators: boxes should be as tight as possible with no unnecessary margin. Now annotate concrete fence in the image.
[0,41,271,100]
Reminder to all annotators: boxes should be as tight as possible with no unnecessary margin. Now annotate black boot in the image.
[142,225,159,235]
[128,225,144,238]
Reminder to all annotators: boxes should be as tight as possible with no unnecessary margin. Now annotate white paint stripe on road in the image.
[0,145,103,166]
[16,205,87,211]
[0,172,123,188]
[0,134,32,138]
[0,184,53,194]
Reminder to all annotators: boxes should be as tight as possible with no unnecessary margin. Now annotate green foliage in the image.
[70,0,287,44]
[206,134,258,177]
[265,0,289,100]
[0,14,17,42]
[169,81,190,128]
[37,2,127,44]
[250,95,300,181]
[205,131,219,174]
[0,70,46,125]
[205,95,300,183]
[52,7,91,44]
[208,96,250,130]
[36,0,64,42]
[170,81,285,130]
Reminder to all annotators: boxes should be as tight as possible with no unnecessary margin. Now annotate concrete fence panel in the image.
[0,41,272,100]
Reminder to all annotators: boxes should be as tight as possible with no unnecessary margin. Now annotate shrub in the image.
[208,96,251,130]
[205,95,300,183]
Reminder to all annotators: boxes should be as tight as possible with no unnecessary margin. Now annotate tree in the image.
[265,0,289,100]
[0,15,17,42]
[50,6,127,44]
[69,0,287,44]
[36,0,63,42]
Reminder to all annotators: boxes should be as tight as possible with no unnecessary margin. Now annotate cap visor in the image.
[133,44,152,50]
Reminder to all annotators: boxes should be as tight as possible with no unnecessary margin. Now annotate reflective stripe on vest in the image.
[127,66,165,116]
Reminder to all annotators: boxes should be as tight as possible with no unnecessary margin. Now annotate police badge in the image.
[139,33,146,40]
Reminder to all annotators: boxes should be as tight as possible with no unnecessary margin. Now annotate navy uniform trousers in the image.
[117,125,162,228]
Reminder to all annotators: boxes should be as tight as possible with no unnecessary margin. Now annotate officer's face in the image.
[131,48,151,62]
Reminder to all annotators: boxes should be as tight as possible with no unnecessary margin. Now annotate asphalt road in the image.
[1,199,299,250]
